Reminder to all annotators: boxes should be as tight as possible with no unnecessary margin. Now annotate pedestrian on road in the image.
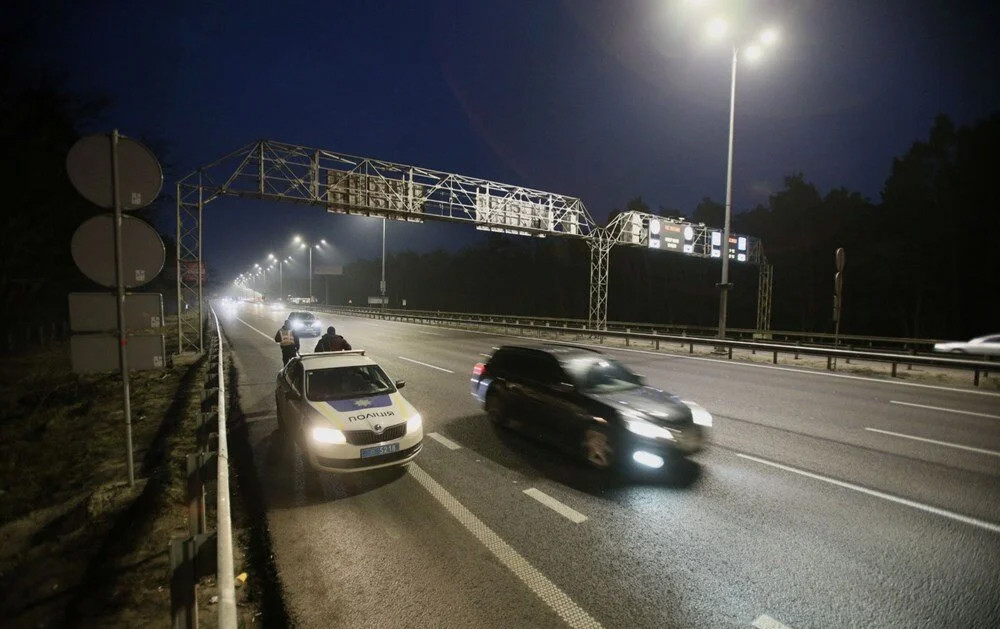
[314,326,352,352]
[275,319,300,364]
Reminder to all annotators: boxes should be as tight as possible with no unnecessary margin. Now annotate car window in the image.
[306,365,397,401]
[564,356,641,393]
[522,353,566,386]
[980,335,1000,343]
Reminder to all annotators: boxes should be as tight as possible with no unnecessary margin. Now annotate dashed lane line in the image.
[753,614,794,629]
[865,427,1000,457]
[427,432,462,450]
[398,356,455,373]
[523,488,588,524]
[407,463,603,629]
[737,453,1000,534]
[889,400,1000,419]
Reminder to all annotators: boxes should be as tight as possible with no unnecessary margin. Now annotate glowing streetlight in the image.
[692,8,781,341]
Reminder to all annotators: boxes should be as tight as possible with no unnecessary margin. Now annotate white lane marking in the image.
[753,614,794,629]
[865,427,1000,457]
[479,353,492,357]
[523,488,588,524]
[414,329,443,336]
[236,317,274,341]
[889,400,1000,419]
[335,314,1000,398]
[407,464,603,628]
[427,432,462,450]
[737,453,1000,534]
[398,356,455,373]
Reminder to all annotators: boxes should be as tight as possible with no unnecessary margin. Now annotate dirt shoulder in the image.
[0,320,259,627]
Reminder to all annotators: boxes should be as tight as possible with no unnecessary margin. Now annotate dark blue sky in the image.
[22,0,1000,282]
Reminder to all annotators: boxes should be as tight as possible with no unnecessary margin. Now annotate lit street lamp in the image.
[292,236,327,302]
[702,15,780,340]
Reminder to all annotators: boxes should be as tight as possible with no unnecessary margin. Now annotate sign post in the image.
[66,131,164,488]
[833,248,845,371]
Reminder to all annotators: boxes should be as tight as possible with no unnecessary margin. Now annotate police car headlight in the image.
[311,427,346,444]
[624,419,674,440]
[406,413,422,434]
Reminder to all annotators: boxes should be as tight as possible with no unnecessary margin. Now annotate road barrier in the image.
[317,305,995,387]
[169,307,237,628]
[314,305,947,354]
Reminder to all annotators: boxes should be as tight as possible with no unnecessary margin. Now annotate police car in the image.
[276,351,423,473]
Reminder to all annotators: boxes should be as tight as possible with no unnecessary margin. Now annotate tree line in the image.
[333,113,999,339]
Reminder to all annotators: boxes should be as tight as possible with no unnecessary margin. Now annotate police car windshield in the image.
[306,365,396,401]
[565,356,641,394]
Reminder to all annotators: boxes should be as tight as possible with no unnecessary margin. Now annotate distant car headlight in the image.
[311,427,346,444]
[406,413,422,434]
[683,401,714,427]
[624,419,674,440]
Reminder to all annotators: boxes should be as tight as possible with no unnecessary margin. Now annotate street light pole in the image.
[717,44,738,341]
[380,218,387,309]
[308,246,313,302]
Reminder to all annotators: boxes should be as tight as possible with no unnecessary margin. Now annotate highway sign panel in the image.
[69,292,163,332]
[71,214,165,288]
[70,334,166,374]
[66,134,163,210]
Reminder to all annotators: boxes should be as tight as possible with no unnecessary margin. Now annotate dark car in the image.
[288,311,321,336]
[471,345,711,470]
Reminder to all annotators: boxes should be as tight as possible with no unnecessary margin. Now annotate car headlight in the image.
[683,401,714,427]
[406,413,422,434]
[292,321,303,330]
[624,419,674,440]
[311,427,346,444]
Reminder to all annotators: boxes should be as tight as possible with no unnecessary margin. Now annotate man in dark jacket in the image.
[274,319,300,364]
[314,326,352,352]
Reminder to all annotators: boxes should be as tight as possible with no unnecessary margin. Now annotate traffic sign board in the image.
[71,214,165,288]
[66,134,163,210]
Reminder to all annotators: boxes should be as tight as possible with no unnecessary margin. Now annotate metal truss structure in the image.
[175,140,772,353]
[756,262,774,333]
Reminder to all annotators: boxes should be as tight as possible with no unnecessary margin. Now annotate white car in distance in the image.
[276,351,423,473]
[933,334,1000,356]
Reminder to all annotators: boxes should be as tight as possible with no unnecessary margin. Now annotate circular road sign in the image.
[66,134,163,210]
[71,214,166,288]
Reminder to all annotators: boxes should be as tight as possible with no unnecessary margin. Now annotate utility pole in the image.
[380,217,387,309]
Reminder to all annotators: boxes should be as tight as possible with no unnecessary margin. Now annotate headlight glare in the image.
[406,413,422,433]
[311,427,346,444]
[625,419,674,440]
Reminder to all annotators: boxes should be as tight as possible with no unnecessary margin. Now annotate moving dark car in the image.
[287,311,321,337]
[471,345,711,470]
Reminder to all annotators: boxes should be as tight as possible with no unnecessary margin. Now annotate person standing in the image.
[274,319,300,364]
[314,326,352,352]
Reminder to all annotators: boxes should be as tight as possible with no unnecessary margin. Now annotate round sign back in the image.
[71,214,166,288]
[66,134,163,210]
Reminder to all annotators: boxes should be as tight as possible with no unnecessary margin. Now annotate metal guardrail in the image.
[318,306,995,387]
[314,305,946,353]
[169,308,237,628]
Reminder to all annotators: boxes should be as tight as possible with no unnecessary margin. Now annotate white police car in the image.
[276,350,423,472]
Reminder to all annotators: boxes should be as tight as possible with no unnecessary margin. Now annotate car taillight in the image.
[472,362,486,378]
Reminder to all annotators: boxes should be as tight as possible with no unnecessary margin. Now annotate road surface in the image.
[218,303,1000,628]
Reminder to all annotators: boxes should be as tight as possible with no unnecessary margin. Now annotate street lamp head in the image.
[745,43,763,61]
[760,26,779,47]
[268,253,275,259]
[706,16,728,40]
[314,244,321,250]
[320,239,327,245]
[293,235,302,244]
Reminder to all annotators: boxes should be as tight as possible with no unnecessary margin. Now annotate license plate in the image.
[361,443,400,458]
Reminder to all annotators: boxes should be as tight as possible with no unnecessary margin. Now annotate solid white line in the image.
[865,427,1000,457]
[889,400,1000,419]
[334,313,1000,398]
[427,432,462,450]
[398,356,455,373]
[753,614,794,629]
[523,488,588,524]
[407,464,602,628]
[236,317,274,341]
[479,353,492,357]
[736,453,1000,534]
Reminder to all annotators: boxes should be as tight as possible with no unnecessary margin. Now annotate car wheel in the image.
[485,390,507,427]
[583,428,615,469]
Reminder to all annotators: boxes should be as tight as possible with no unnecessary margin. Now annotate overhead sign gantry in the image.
[176,140,771,353]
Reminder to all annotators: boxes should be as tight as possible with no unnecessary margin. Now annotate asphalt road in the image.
[218,303,1000,628]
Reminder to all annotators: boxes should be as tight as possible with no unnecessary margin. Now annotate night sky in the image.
[19,0,1000,283]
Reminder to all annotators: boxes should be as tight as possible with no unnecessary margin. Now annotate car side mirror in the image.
[395,380,406,389]
[553,382,574,393]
